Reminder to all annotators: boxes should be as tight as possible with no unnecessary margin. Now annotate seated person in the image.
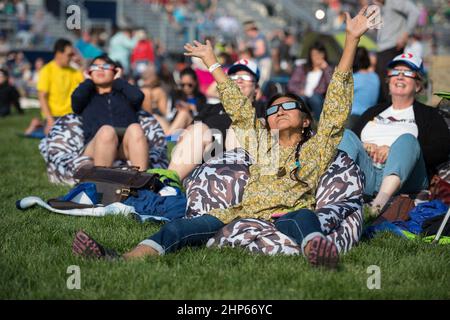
[72,8,372,268]
[346,47,380,129]
[0,68,23,117]
[168,59,264,181]
[157,67,207,136]
[287,41,333,121]
[338,53,450,216]
[71,54,148,170]
[140,64,168,119]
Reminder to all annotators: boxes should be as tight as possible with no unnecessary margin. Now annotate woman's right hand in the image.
[184,40,218,69]
[344,6,376,40]
[363,142,377,159]
[83,71,91,80]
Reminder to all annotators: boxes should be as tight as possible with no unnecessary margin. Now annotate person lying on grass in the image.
[71,54,148,171]
[72,7,374,269]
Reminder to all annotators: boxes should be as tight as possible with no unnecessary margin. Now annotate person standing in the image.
[374,0,419,103]
[0,68,23,117]
[243,21,272,88]
[108,28,138,76]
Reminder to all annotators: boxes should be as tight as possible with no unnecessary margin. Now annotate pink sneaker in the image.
[306,236,339,269]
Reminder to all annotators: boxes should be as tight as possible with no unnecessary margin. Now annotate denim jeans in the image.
[338,129,429,196]
[140,214,225,255]
[274,209,325,255]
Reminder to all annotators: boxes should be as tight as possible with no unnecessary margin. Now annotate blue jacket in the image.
[124,187,187,222]
[71,78,144,143]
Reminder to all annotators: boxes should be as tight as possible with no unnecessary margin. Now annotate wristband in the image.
[208,62,221,73]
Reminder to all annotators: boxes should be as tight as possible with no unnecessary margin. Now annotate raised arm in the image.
[296,6,374,183]
[184,40,255,130]
[337,6,374,72]
[184,40,227,85]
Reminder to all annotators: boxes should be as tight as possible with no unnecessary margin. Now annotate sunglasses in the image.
[266,101,303,117]
[180,83,194,88]
[89,64,115,72]
[387,69,419,79]
[230,74,254,82]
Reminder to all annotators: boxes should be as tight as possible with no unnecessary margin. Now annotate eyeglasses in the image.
[89,64,115,72]
[266,101,302,117]
[387,69,419,79]
[180,83,194,88]
[230,74,254,82]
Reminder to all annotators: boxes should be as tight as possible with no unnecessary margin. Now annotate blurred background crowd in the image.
[0,0,449,122]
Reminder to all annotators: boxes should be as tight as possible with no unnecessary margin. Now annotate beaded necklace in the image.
[276,140,302,178]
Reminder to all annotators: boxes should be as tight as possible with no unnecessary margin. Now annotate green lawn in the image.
[1,110,449,300]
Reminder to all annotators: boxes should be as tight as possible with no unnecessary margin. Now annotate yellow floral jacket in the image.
[209,70,353,223]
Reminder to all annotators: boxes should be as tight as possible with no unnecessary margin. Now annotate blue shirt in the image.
[352,71,380,116]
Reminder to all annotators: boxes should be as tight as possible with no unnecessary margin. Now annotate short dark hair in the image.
[90,54,118,68]
[53,38,72,55]
[353,47,371,73]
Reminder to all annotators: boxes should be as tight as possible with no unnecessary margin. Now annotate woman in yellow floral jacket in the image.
[73,8,376,268]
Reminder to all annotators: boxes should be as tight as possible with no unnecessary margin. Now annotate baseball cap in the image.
[388,52,424,74]
[227,59,260,82]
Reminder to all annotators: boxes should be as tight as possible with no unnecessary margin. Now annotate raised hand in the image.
[344,6,376,39]
[114,67,123,80]
[184,40,217,68]
[83,70,91,80]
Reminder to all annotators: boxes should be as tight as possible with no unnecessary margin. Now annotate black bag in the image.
[422,214,450,237]
[73,166,163,205]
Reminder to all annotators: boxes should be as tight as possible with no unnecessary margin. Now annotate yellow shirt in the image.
[36,61,84,117]
[210,70,353,224]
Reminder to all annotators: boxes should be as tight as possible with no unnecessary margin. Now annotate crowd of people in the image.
[2,1,450,268]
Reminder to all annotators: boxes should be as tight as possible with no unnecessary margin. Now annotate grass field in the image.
[1,110,449,300]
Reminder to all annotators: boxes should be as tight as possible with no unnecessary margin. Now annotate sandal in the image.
[306,236,339,269]
[72,230,119,260]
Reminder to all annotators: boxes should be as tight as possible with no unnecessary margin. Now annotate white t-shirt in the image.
[304,69,323,97]
[361,105,418,147]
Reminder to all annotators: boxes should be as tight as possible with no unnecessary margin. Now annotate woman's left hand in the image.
[344,6,376,40]
[374,145,390,164]
[114,67,123,80]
